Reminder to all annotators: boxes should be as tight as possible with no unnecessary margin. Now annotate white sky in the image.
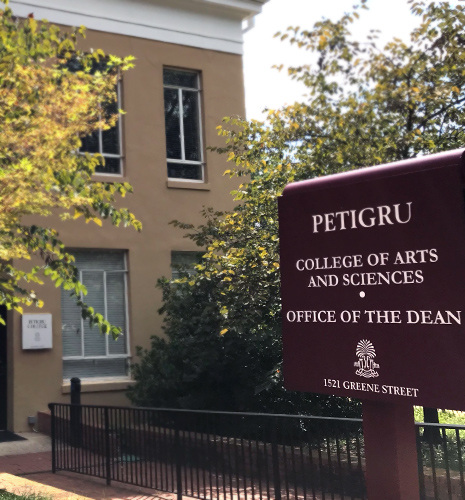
[243,0,422,120]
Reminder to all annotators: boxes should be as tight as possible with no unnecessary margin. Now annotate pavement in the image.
[0,431,51,457]
[0,432,194,500]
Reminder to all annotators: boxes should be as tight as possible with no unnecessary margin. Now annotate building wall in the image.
[8,27,246,432]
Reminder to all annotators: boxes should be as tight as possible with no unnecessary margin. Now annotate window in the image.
[66,54,123,176]
[80,80,123,175]
[61,250,129,380]
[171,251,203,279]
[163,68,204,181]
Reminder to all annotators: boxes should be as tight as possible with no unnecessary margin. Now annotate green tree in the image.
[0,1,140,335]
[130,0,465,413]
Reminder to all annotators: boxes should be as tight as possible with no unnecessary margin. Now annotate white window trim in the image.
[62,258,130,365]
[164,71,205,183]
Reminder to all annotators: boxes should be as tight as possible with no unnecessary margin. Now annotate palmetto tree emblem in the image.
[354,340,380,378]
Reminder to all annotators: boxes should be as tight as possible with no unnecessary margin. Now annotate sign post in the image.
[278,149,465,498]
[363,401,419,499]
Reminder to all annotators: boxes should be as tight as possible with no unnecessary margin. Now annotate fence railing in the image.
[48,403,465,500]
[416,421,465,500]
[48,403,366,500]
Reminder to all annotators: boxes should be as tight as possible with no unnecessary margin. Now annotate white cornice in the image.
[193,0,267,16]
[8,0,269,54]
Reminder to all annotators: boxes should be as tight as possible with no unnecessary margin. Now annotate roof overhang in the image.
[192,0,268,18]
[8,0,270,54]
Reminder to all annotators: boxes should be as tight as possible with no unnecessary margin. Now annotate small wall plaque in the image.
[22,313,52,350]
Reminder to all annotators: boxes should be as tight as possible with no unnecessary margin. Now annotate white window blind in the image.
[62,250,129,380]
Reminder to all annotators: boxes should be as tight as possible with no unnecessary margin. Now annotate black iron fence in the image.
[48,403,465,500]
[49,403,366,499]
[416,421,465,500]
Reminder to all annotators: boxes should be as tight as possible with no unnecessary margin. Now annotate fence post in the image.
[70,377,82,448]
[174,414,183,500]
[104,407,111,486]
[48,403,56,474]
[415,425,426,499]
[271,418,282,500]
[422,408,441,444]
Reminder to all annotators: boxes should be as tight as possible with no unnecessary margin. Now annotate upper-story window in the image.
[163,68,204,181]
[80,80,123,175]
[66,54,123,176]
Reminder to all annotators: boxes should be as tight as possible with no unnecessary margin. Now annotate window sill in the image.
[167,180,210,191]
[61,378,135,394]
[93,174,129,184]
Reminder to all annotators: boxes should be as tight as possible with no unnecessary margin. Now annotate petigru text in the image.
[311,202,412,233]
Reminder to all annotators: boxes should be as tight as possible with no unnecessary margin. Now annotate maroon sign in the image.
[278,149,465,409]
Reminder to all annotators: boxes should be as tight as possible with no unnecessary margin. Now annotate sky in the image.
[243,0,422,120]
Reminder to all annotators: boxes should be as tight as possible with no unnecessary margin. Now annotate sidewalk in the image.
[0,432,194,500]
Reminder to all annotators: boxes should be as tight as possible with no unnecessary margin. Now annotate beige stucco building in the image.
[5,0,267,432]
